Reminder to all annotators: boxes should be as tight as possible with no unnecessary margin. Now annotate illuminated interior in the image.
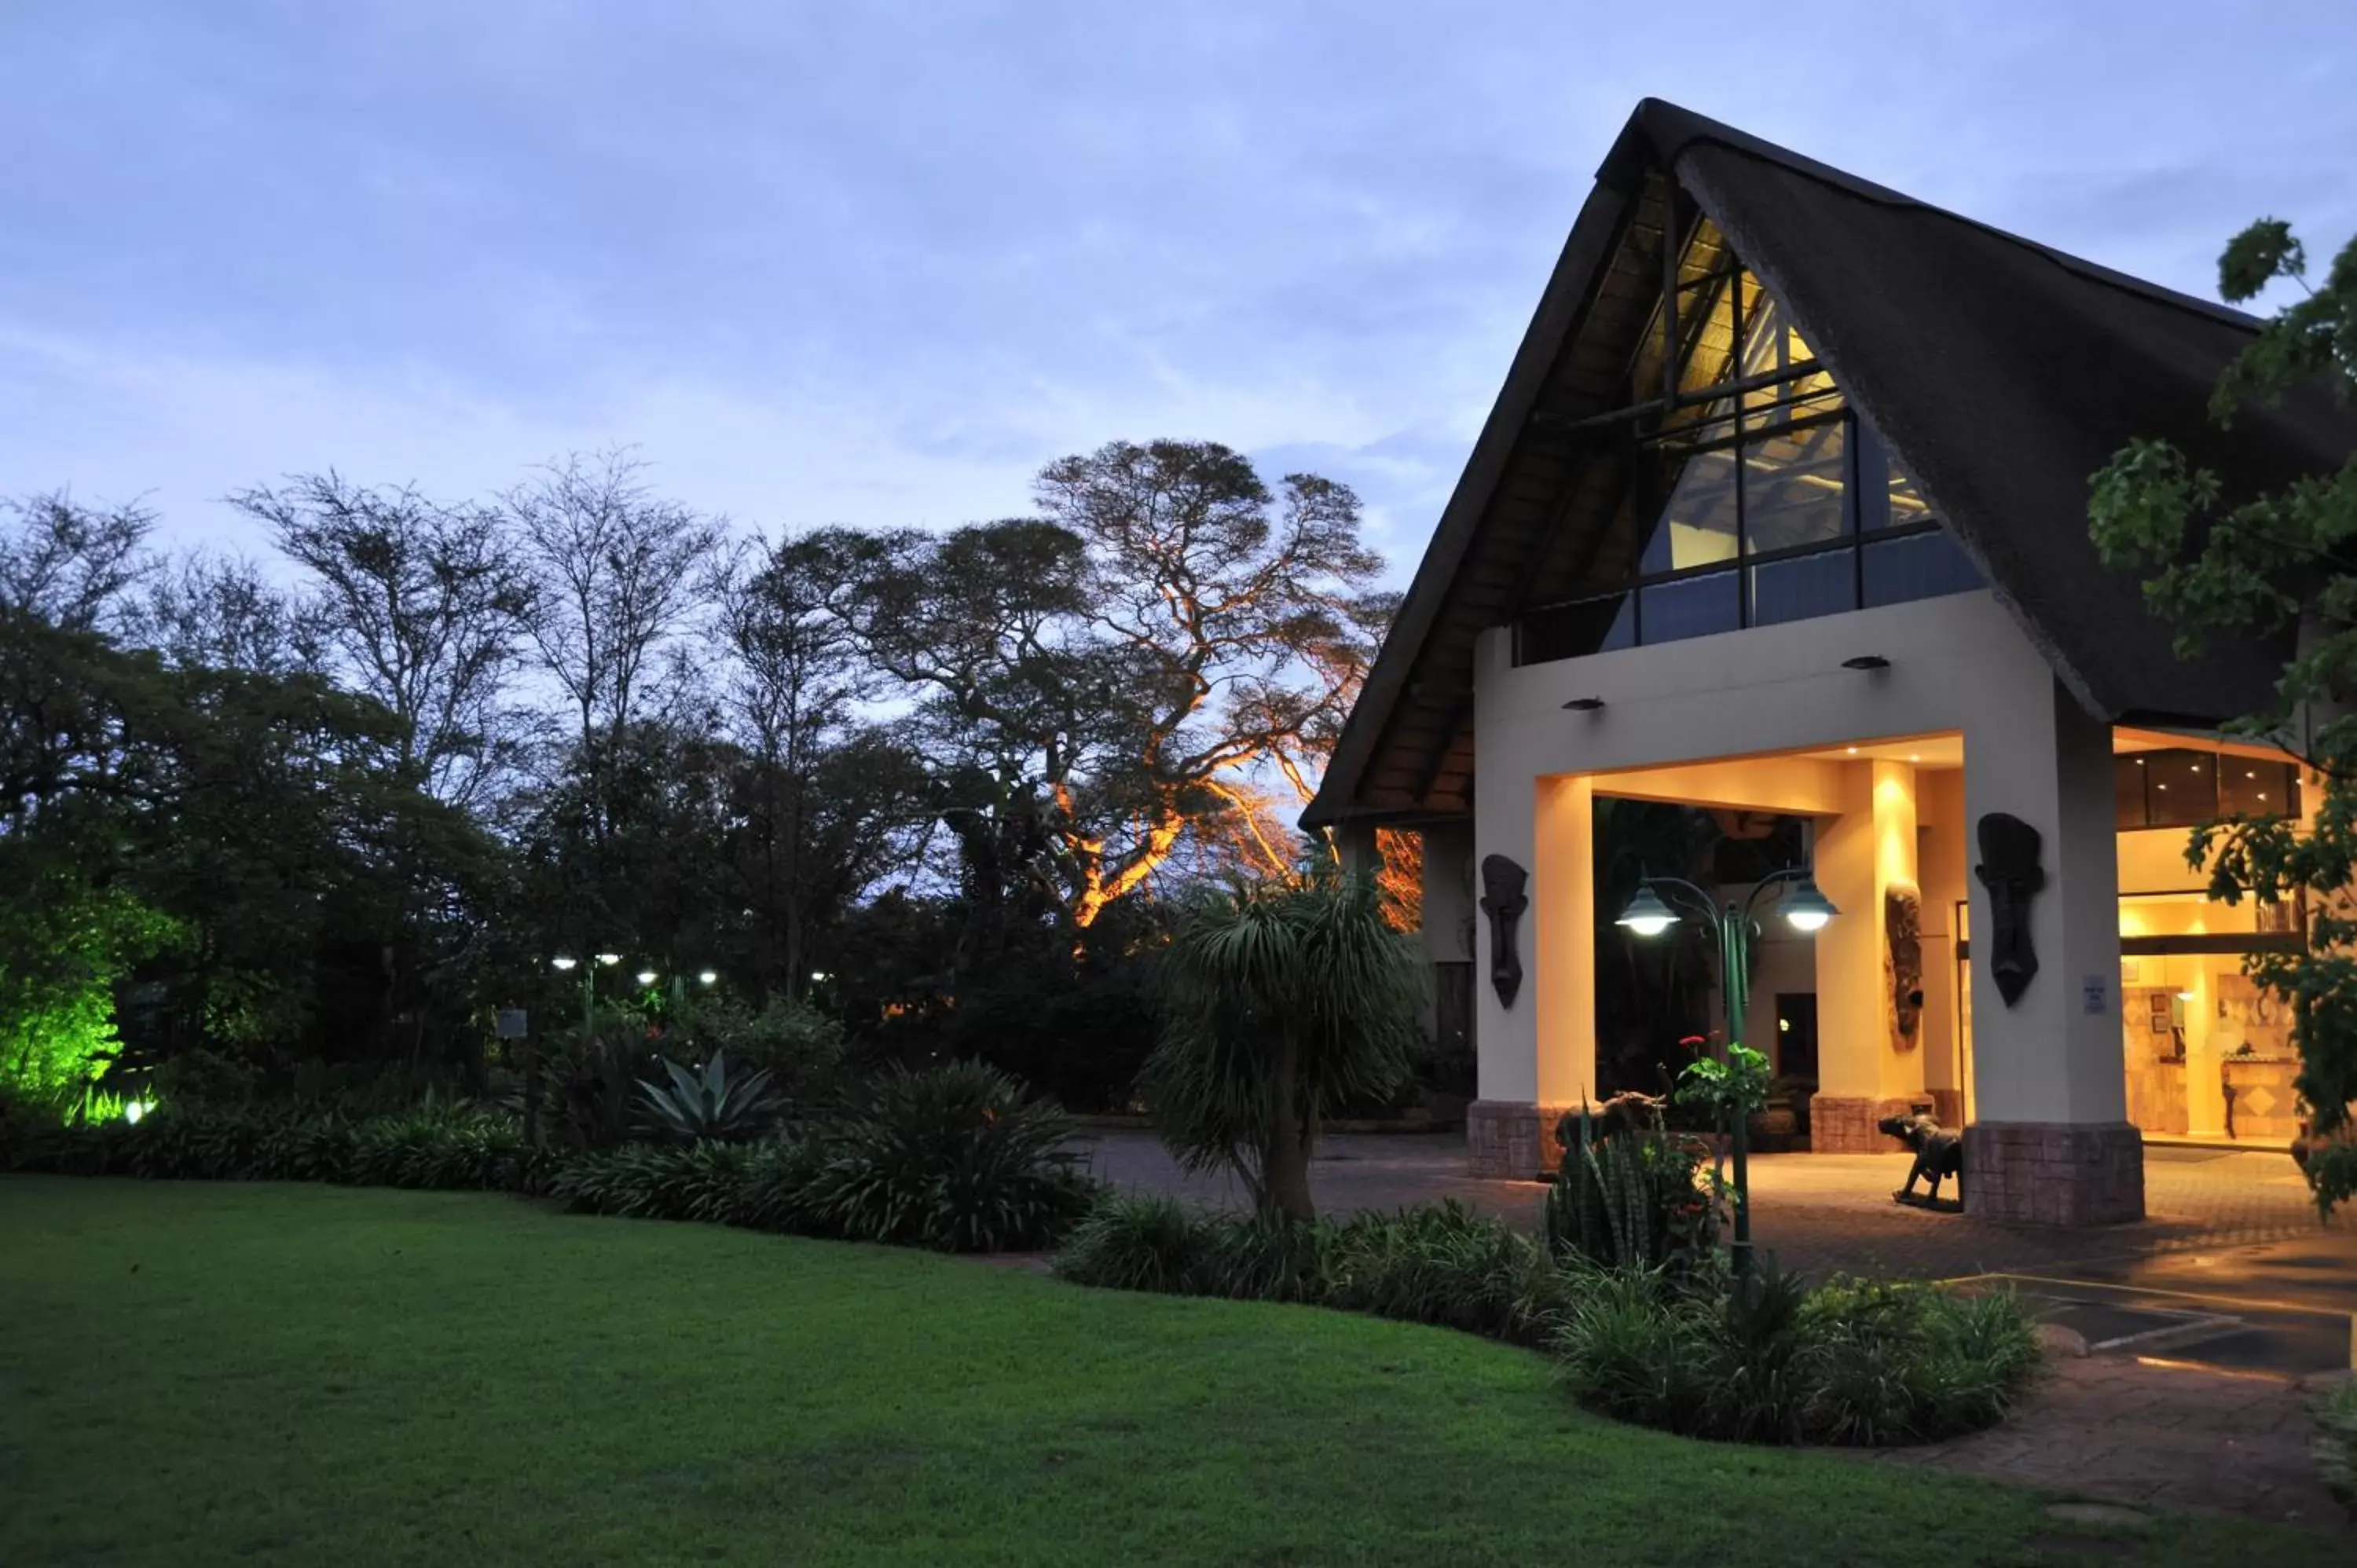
[1582,725,2308,1148]
[1516,222,1983,664]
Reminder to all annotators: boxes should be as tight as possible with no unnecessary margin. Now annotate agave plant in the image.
[635,1050,781,1143]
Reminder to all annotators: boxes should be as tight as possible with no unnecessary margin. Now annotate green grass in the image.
[0,1179,2297,1566]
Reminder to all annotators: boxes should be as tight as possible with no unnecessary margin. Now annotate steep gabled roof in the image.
[1303,98,2355,829]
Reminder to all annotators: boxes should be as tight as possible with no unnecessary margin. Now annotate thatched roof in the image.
[1303,99,2354,830]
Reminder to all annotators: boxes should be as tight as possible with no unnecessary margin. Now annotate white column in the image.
[1959,680,2139,1225]
[1962,687,2125,1125]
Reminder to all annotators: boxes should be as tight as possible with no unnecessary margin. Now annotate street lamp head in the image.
[635,969,658,987]
[697,969,718,986]
[551,956,578,972]
[1780,875,1840,933]
[595,953,621,967]
[1615,883,1680,939]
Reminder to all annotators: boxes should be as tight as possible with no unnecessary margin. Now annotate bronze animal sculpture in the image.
[1879,1111,1963,1209]
[1554,1090,1666,1152]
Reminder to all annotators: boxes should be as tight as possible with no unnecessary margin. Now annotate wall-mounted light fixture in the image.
[1841,655,1890,672]
[1562,696,1607,712]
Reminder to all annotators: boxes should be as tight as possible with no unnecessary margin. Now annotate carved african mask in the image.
[1479,854,1528,1009]
[1886,879,1923,1047]
[1973,813,2044,1006]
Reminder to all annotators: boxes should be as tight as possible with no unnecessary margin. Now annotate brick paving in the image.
[1072,1129,2357,1530]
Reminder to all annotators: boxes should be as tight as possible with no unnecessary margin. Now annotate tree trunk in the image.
[1260,1035,1316,1222]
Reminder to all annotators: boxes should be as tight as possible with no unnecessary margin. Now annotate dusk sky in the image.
[4,3,2352,581]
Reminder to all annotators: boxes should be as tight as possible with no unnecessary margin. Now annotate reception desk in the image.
[2221,1056,2301,1141]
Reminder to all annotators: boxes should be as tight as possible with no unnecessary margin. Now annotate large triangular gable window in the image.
[1519,244,1981,665]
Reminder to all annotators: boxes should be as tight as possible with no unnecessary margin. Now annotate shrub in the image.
[2318,1379,2357,1511]
[0,1102,548,1192]
[552,1141,772,1223]
[676,995,845,1112]
[1552,1267,2041,1447]
[1190,1213,1329,1303]
[1054,1193,1213,1293]
[794,1061,1095,1252]
[1321,1202,1571,1346]
[635,1051,781,1143]
[1543,1112,1717,1273]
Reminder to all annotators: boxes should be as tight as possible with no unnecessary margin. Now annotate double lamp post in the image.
[1614,865,1838,1276]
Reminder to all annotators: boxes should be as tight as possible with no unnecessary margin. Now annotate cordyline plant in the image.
[1142,867,1428,1222]
[2088,217,2357,1214]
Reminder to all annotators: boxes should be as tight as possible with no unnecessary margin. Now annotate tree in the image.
[138,551,313,676]
[2088,218,2357,1212]
[816,441,1398,931]
[507,450,724,768]
[713,534,915,994]
[1038,441,1397,924]
[233,473,533,808]
[0,491,153,634]
[1142,870,1427,1221]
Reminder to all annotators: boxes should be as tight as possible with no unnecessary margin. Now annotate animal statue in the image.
[1878,1112,1963,1208]
[1555,1090,1667,1153]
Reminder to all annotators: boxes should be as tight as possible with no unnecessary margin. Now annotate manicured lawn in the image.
[0,1179,2297,1566]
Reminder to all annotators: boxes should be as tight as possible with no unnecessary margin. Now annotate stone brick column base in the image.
[1963,1121,2144,1225]
[1809,1095,1928,1153]
[1467,1100,1580,1179]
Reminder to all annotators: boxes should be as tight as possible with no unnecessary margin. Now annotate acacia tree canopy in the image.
[2089,218,2357,1212]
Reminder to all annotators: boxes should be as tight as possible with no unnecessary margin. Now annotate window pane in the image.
[1739,288,1840,427]
[1750,548,1856,627]
[1862,529,1981,606]
[1518,593,1634,664]
[1640,448,1739,573]
[2114,754,2151,829]
[1744,416,1850,555]
[2146,749,2220,829]
[1875,449,1943,533]
[1640,571,1739,644]
[2220,757,2297,818]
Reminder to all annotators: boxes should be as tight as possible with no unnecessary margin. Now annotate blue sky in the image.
[3,2,2352,581]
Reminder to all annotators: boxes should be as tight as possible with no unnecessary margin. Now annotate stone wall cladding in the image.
[1963,1120,2145,1225]
[1466,1101,1581,1179]
[1809,1095,1926,1153]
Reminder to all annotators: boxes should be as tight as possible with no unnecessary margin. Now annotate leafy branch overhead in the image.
[2089,218,2357,1212]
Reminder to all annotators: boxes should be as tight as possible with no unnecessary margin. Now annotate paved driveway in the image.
[1074,1130,2353,1288]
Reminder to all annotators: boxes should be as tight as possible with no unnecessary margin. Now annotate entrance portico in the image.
[1460,589,2140,1221]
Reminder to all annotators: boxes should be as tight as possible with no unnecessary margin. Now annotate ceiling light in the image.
[1841,655,1890,671]
[1562,696,1606,712]
[1846,746,1859,755]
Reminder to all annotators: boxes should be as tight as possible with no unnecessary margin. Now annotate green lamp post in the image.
[1615,865,1839,1276]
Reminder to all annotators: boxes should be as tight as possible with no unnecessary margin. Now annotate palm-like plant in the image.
[635,1050,781,1143]
[1143,869,1428,1222]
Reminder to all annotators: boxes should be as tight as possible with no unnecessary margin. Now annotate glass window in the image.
[1744,416,1849,555]
[1641,448,1739,573]
[2146,751,2220,829]
[1875,449,1942,533]
[1640,570,1739,644]
[2220,758,2299,819]
[1862,530,1981,606]
[1751,549,1856,627]
[2113,754,2151,829]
